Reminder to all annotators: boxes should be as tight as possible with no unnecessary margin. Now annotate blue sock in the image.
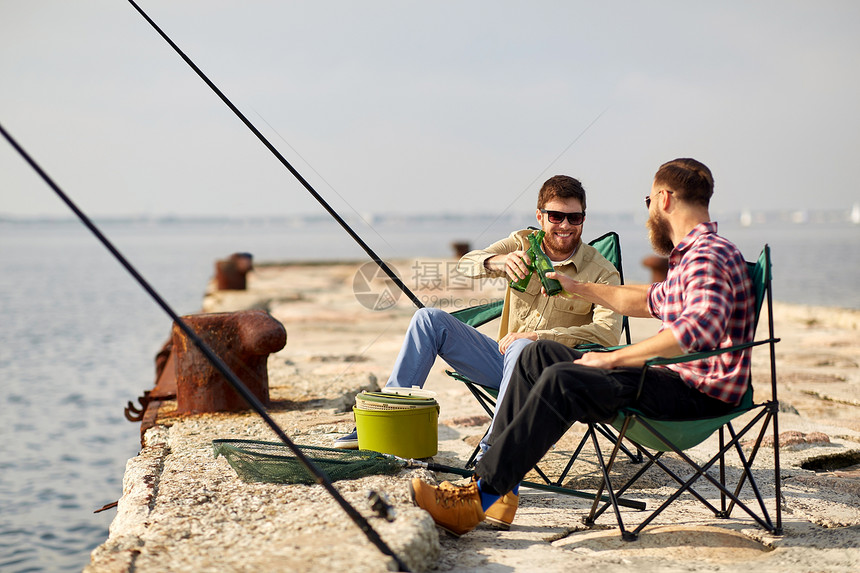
[477,479,500,511]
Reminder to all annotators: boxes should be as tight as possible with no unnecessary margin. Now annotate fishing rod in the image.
[126,0,424,310]
[0,123,410,573]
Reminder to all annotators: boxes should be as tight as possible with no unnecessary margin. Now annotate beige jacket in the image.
[457,229,622,348]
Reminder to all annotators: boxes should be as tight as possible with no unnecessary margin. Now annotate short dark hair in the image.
[654,158,714,208]
[537,175,587,210]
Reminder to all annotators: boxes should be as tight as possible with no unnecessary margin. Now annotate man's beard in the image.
[647,211,674,257]
[542,231,577,258]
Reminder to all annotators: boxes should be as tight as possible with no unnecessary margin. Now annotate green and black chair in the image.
[583,245,783,540]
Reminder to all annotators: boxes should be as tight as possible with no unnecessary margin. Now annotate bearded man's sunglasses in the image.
[540,209,585,226]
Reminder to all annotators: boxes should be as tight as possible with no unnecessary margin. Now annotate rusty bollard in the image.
[451,241,471,258]
[215,252,254,290]
[642,255,669,283]
[172,309,286,414]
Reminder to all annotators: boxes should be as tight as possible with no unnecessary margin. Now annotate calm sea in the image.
[1,213,858,572]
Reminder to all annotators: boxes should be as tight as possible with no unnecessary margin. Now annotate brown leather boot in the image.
[485,489,519,530]
[409,478,485,537]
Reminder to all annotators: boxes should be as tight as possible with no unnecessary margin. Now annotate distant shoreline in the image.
[2,206,859,226]
[4,217,857,311]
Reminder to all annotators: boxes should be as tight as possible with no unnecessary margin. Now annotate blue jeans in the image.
[384,307,532,456]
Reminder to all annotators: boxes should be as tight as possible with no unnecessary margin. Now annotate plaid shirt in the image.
[648,222,754,405]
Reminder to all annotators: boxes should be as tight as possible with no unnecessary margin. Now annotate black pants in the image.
[475,340,735,495]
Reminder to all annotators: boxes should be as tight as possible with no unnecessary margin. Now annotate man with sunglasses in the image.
[335,174,621,525]
[457,174,622,392]
[409,158,755,537]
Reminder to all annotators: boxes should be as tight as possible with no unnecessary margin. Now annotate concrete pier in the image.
[88,260,860,572]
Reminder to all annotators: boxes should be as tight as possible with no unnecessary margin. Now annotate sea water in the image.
[0,213,858,572]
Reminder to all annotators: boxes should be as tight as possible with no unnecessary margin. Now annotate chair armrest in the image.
[576,343,630,352]
[450,299,504,328]
[634,337,780,402]
[642,338,779,367]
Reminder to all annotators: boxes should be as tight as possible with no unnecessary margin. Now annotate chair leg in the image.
[721,402,782,535]
[464,443,482,469]
[589,412,781,538]
[632,416,778,534]
[461,382,495,469]
[548,421,642,488]
[530,464,556,486]
[554,430,592,485]
[590,450,660,523]
[770,403,784,535]
[723,417,776,525]
[585,420,635,539]
[594,423,643,464]
[591,442,719,533]
[464,382,496,418]
[718,427,728,517]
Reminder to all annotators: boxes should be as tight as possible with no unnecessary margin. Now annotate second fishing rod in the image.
[0,121,410,573]
[126,0,423,310]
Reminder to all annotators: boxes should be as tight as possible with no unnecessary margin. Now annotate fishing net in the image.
[210,439,645,508]
[212,439,405,484]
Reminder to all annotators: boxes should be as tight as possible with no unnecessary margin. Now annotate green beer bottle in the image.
[509,230,563,295]
[509,230,541,292]
[509,269,534,292]
[530,231,564,296]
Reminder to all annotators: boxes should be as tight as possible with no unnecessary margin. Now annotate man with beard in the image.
[409,158,755,537]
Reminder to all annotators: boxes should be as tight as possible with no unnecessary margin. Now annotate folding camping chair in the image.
[446,231,640,481]
[583,245,783,540]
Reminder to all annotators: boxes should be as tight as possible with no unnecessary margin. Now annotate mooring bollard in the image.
[215,252,254,290]
[642,255,669,283]
[172,309,287,414]
[451,241,471,258]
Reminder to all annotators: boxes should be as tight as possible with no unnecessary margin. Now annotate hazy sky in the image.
[2,1,858,219]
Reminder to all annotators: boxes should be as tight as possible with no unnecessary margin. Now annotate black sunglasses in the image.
[540,209,585,226]
[645,189,673,209]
